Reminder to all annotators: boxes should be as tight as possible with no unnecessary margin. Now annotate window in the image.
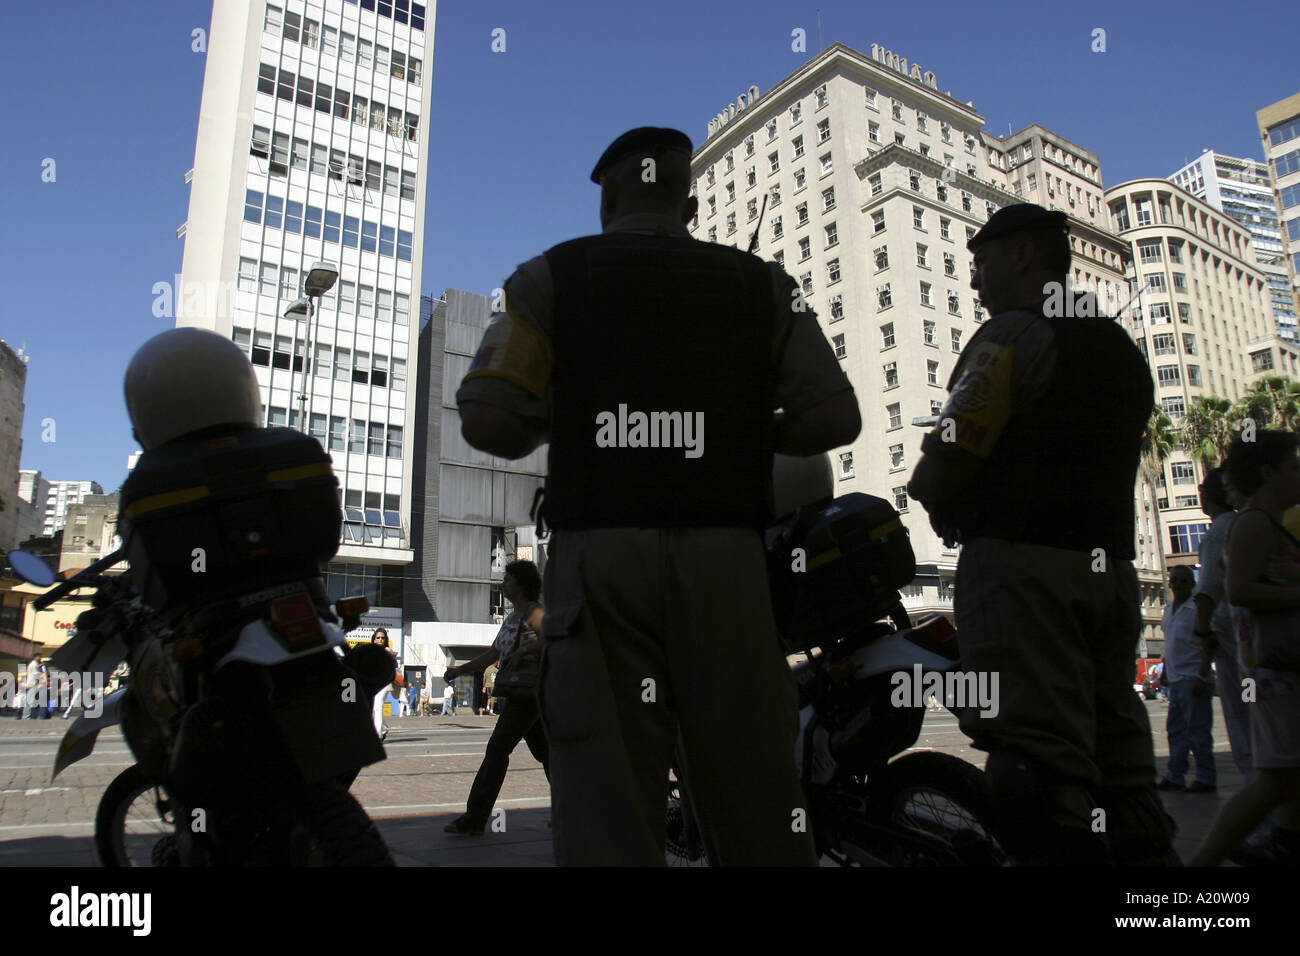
[1146,273,1167,292]
[324,211,340,244]
[250,125,271,159]
[283,9,300,41]
[827,258,841,282]
[384,164,400,198]
[840,452,854,479]
[338,280,356,314]
[767,119,778,141]
[341,31,356,61]
[822,187,835,211]
[1162,396,1185,419]
[792,135,804,158]
[272,335,292,370]
[333,348,351,383]
[747,199,758,221]
[323,24,338,54]
[387,425,403,459]
[726,212,736,235]
[1173,273,1187,292]
[869,173,882,196]
[940,218,951,240]
[910,172,921,192]
[285,200,302,233]
[920,281,932,306]
[708,227,716,243]
[1182,334,1196,355]
[916,111,928,132]
[237,257,257,291]
[825,223,838,247]
[348,419,366,454]
[868,121,880,143]
[746,166,756,188]
[1156,365,1181,387]
[881,323,896,348]
[916,244,928,268]
[259,263,277,295]
[745,135,755,156]
[1187,365,1202,387]
[1149,303,1172,324]
[924,320,936,345]
[773,250,783,267]
[725,152,734,172]
[887,403,902,429]
[815,85,828,109]
[800,272,813,295]
[258,63,276,97]
[872,211,885,234]
[829,295,843,320]
[707,197,717,217]
[878,283,892,310]
[947,290,960,315]
[243,189,262,224]
[302,18,320,49]
[1169,521,1209,554]
[391,50,406,80]
[928,360,940,385]
[943,252,956,277]
[296,74,314,109]
[358,285,375,319]
[931,400,943,415]
[370,422,387,457]
[817,119,831,143]
[1152,333,1175,356]
[893,487,909,513]
[264,4,282,32]
[270,133,289,172]
[772,216,783,239]
[358,38,373,68]
[291,137,308,172]
[883,362,898,388]
[832,334,847,359]
[951,328,962,353]
[726,182,736,203]
[794,168,806,190]
[961,192,972,212]
[310,143,328,176]
[796,202,809,226]
[1139,240,1162,264]
[252,331,271,366]
[865,89,877,109]
[769,152,780,174]
[889,444,905,470]
[391,358,407,391]
[820,153,833,176]
[892,101,903,122]
[913,206,925,230]
[895,134,906,146]
[279,267,298,300]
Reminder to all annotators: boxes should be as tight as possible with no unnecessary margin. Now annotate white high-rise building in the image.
[42,481,104,536]
[1169,150,1296,342]
[176,0,434,636]
[1258,93,1300,331]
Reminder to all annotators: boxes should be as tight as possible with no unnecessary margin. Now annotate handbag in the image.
[494,606,542,699]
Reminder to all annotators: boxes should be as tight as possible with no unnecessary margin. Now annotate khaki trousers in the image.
[538,527,817,866]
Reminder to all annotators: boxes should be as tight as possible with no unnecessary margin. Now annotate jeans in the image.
[463,696,549,827]
[1164,678,1216,786]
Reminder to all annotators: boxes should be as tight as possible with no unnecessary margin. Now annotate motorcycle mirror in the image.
[7,551,56,588]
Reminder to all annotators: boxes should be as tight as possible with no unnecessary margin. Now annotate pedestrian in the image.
[407,682,419,717]
[370,629,396,740]
[1191,432,1300,866]
[441,560,550,836]
[441,681,456,716]
[456,127,859,865]
[21,654,44,720]
[1156,565,1216,793]
[908,203,1178,866]
[1194,467,1252,780]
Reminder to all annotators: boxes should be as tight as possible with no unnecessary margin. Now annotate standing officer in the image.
[908,203,1179,866]
[457,127,859,865]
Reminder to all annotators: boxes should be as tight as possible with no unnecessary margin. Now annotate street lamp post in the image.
[283,262,339,435]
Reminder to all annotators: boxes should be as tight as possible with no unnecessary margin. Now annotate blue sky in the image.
[1,0,1297,492]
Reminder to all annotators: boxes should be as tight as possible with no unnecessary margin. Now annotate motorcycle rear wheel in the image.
[95,765,176,867]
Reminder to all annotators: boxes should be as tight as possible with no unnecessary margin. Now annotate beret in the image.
[590,127,693,184]
[967,203,1068,250]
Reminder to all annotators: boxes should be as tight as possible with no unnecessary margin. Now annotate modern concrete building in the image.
[1169,150,1296,342]
[689,42,1128,624]
[59,493,122,575]
[175,0,434,644]
[0,340,29,552]
[42,481,104,537]
[1258,93,1300,330]
[1104,179,1287,650]
[15,470,49,546]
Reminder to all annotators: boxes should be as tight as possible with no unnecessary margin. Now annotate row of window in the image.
[1270,117,1300,148]
[257,63,420,143]
[251,127,416,199]
[259,402,405,460]
[235,258,412,328]
[1154,364,1203,388]
[266,4,424,82]
[243,190,413,260]
[881,321,964,352]
[236,328,408,393]
[878,358,945,389]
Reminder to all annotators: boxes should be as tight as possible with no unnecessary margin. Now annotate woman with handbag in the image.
[443,560,550,836]
[1191,431,1300,866]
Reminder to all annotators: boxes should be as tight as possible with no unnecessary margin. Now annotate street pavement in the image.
[0,697,1248,866]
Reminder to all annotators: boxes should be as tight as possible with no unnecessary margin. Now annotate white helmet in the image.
[772,453,834,518]
[124,328,261,450]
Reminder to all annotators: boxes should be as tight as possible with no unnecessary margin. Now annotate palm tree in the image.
[1232,375,1300,432]
[1139,404,1176,579]
[1180,395,1234,469]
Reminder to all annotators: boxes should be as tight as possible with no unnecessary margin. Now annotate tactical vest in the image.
[949,314,1152,557]
[542,232,774,530]
[119,426,341,613]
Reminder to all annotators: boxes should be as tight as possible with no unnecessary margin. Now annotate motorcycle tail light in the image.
[269,592,326,651]
[906,614,959,660]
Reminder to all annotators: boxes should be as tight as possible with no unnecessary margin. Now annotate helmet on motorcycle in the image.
[124,328,262,450]
[772,453,834,518]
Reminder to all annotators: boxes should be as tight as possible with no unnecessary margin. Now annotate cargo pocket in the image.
[538,601,597,743]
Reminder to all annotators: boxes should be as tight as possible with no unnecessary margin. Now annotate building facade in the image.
[688,42,1128,623]
[176,0,434,642]
[1258,93,1300,332]
[0,341,28,552]
[1104,179,1285,651]
[15,470,50,546]
[1169,150,1296,342]
[42,481,104,537]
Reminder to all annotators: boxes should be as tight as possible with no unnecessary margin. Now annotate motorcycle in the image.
[8,548,396,867]
[665,493,1004,867]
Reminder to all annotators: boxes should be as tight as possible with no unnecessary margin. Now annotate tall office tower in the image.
[1103,180,1300,649]
[689,42,1127,623]
[0,341,28,551]
[177,0,434,640]
[409,290,546,626]
[1258,93,1300,330]
[1170,150,1296,342]
[42,481,105,537]
[16,470,51,545]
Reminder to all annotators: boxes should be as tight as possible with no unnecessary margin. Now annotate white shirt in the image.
[1161,596,1203,682]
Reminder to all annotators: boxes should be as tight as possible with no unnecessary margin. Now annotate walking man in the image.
[1157,565,1216,792]
[909,203,1178,865]
[457,127,859,864]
